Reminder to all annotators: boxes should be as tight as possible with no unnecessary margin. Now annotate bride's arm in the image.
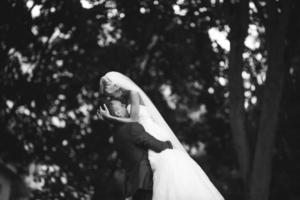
[128,90,140,121]
[103,114,136,123]
[100,91,140,123]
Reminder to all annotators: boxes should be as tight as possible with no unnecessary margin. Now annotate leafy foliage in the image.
[0,0,299,200]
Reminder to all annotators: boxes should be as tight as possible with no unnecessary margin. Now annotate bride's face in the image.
[102,77,122,98]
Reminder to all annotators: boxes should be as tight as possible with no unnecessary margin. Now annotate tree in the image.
[225,0,251,186]
[0,0,227,199]
[221,0,293,199]
[1,0,300,199]
[247,1,291,200]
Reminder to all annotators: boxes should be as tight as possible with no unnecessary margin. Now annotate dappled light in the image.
[0,0,299,200]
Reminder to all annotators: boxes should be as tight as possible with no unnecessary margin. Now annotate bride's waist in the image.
[138,118,171,141]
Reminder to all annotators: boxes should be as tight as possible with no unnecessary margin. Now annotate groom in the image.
[99,99,173,200]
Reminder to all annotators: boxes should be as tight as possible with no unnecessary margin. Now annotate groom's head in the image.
[107,99,129,118]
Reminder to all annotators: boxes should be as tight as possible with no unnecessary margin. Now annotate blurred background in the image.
[0,0,299,200]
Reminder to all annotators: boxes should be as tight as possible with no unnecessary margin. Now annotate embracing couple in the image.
[98,71,224,200]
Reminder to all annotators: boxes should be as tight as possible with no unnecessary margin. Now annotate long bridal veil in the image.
[100,71,225,200]
[100,71,186,152]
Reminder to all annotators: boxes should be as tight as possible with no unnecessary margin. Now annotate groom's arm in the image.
[129,123,172,152]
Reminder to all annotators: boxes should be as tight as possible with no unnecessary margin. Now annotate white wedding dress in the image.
[101,71,224,200]
[135,105,224,200]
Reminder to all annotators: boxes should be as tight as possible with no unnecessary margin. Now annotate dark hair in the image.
[99,95,126,117]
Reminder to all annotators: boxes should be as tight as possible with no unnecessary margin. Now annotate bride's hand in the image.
[97,108,104,120]
[98,104,111,119]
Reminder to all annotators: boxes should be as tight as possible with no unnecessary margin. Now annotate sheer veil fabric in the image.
[100,71,225,200]
[100,71,186,152]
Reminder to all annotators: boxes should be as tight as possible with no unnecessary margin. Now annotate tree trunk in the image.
[227,0,251,185]
[228,39,251,184]
[247,1,290,200]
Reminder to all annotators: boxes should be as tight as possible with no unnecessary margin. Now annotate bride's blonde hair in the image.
[99,76,128,101]
[100,76,119,94]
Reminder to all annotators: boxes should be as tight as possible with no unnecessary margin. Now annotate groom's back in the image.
[113,122,148,171]
[112,122,171,197]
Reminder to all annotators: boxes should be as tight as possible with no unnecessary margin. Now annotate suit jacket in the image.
[113,122,172,197]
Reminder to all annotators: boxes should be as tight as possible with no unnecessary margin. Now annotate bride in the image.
[99,71,224,200]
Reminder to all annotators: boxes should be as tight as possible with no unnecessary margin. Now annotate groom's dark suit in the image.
[113,122,172,200]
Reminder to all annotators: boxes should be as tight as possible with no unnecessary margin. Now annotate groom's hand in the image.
[165,141,173,149]
[97,109,102,119]
[97,107,104,120]
[99,104,111,119]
